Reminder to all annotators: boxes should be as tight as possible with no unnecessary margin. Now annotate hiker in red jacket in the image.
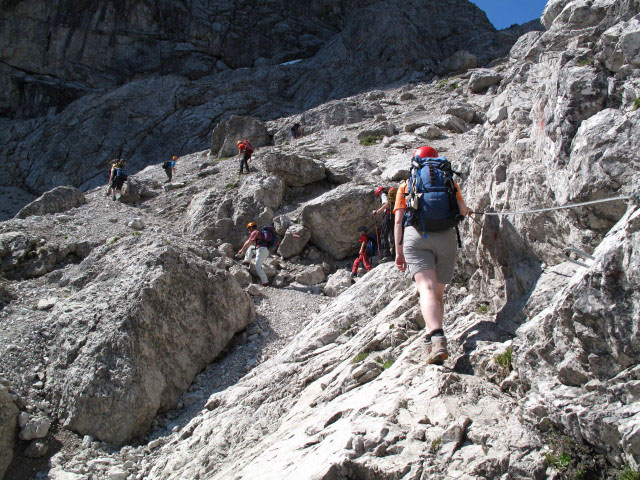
[351,226,373,279]
[237,139,254,174]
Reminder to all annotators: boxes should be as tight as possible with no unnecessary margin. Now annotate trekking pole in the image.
[373,214,381,258]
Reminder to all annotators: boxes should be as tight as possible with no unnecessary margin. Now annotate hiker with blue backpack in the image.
[351,226,378,279]
[393,146,471,365]
[237,222,279,286]
[108,159,127,201]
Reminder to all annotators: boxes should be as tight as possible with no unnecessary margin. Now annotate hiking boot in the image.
[426,336,448,365]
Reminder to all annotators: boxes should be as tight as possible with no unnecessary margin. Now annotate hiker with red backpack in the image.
[237,139,254,174]
[237,222,279,286]
[373,186,397,260]
[393,146,471,365]
[351,226,377,279]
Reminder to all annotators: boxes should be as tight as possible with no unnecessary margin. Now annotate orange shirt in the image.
[393,181,464,214]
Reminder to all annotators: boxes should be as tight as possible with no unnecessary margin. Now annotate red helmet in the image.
[375,187,385,196]
[413,146,439,159]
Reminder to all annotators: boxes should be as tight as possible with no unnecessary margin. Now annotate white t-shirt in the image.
[380,193,388,205]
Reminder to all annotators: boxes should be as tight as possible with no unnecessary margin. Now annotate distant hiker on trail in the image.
[238,222,279,287]
[237,139,254,174]
[290,123,303,140]
[393,146,471,365]
[373,186,397,260]
[351,226,376,279]
[162,156,177,183]
[108,159,127,201]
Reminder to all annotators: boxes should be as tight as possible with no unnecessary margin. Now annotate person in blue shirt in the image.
[162,156,178,183]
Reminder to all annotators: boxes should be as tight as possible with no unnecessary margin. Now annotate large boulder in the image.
[15,186,85,219]
[516,205,640,466]
[325,156,377,185]
[300,184,378,259]
[468,68,503,93]
[0,385,18,479]
[278,224,311,259]
[211,116,270,158]
[45,235,255,444]
[259,152,326,187]
[187,174,285,247]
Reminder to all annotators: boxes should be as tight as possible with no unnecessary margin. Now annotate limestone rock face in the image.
[0,0,520,212]
[45,236,255,444]
[516,205,640,465]
[301,184,378,259]
[145,264,546,480]
[0,385,18,479]
[259,151,326,187]
[210,116,270,158]
[15,186,86,219]
[323,270,353,296]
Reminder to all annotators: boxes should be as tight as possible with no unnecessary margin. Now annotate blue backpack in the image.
[404,156,461,233]
[115,167,127,179]
[259,226,280,249]
[365,233,379,258]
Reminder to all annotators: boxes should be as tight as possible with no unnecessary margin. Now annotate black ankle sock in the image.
[430,329,444,337]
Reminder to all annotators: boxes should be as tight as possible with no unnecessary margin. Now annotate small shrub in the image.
[382,360,394,370]
[494,347,513,373]
[448,82,459,91]
[359,134,383,146]
[430,437,442,453]
[545,452,572,471]
[633,98,640,110]
[224,180,239,190]
[578,58,594,66]
[352,352,369,363]
[619,467,640,480]
[477,304,489,314]
[107,236,120,245]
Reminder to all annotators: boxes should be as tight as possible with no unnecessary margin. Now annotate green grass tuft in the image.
[352,352,369,363]
[619,467,640,480]
[430,437,442,453]
[359,134,383,146]
[224,180,239,190]
[494,347,513,373]
[545,452,572,471]
[477,304,489,314]
[633,98,640,110]
[578,58,594,66]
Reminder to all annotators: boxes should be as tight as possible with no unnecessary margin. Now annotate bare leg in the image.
[413,269,445,333]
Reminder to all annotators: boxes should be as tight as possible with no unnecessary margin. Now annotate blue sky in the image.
[470,0,549,29]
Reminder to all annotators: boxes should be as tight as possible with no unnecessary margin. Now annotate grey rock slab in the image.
[15,186,86,219]
[211,116,270,158]
[258,151,326,187]
[0,385,18,479]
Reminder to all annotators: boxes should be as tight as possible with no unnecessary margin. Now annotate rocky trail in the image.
[1,0,640,479]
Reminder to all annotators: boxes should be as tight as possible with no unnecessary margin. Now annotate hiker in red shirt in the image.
[237,139,254,174]
[351,226,373,279]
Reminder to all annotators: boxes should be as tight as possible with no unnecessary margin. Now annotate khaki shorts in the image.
[403,226,457,284]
